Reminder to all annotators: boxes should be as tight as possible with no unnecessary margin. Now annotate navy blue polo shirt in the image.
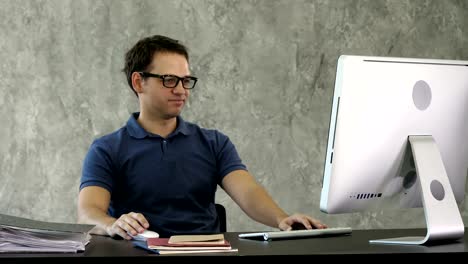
[80,113,247,237]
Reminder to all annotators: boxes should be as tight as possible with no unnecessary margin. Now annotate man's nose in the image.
[172,81,185,94]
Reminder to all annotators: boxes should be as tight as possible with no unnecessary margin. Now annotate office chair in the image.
[215,203,227,232]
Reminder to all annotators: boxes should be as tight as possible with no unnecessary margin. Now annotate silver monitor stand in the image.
[369,135,465,245]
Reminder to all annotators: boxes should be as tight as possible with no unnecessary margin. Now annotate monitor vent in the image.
[355,193,382,199]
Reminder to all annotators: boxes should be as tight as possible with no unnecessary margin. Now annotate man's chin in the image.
[163,111,182,119]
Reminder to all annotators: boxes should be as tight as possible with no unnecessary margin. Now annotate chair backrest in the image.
[215,203,227,232]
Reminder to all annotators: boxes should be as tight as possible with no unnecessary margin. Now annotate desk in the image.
[1,228,467,262]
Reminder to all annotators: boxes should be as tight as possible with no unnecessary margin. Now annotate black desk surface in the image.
[1,228,467,262]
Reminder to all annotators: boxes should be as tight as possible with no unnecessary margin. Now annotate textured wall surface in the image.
[0,0,467,232]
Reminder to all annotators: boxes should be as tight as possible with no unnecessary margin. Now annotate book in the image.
[0,213,95,253]
[167,233,225,244]
[134,242,238,255]
[155,248,238,255]
[147,237,232,250]
[133,233,238,255]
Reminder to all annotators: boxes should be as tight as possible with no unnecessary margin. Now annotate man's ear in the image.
[131,72,144,94]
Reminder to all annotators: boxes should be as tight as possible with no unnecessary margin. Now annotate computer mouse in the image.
[128,230,159,241]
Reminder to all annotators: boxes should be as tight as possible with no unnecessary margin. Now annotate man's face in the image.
[139,52,191,119]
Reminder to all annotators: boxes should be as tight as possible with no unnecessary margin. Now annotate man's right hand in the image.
[78,187,151,240]
[105,212,150,240]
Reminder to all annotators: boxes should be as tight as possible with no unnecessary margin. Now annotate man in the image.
[78,35,326,239]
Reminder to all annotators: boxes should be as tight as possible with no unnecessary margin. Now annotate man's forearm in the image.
[78,207,116,236]
[241,185,289,228]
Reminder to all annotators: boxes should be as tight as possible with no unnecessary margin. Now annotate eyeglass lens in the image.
[163,76,196,89]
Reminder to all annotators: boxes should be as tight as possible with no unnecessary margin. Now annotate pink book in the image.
[146,238,231,250]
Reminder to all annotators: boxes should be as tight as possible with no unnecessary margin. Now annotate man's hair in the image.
[122,35,189,96]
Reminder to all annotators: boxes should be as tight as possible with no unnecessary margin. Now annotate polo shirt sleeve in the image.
[215,131,247,183]
[79,140,115,193]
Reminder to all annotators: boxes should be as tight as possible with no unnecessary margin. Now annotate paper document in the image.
[0,213,95,253]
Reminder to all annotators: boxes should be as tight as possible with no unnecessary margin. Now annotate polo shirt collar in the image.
[174,116,191,136]
[126,112,191,139]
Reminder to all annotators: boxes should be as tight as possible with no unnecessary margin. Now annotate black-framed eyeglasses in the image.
[138,72,198,89]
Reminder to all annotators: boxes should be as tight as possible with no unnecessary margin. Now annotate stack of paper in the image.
[0,213,95,253]
[142,234,238,255]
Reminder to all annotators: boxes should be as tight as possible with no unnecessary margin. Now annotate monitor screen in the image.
[320,55,468,245]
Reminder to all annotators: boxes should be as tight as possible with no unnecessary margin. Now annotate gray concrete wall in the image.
[0,0,467,232]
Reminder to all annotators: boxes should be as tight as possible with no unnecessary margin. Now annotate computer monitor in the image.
[320,55,468,245]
